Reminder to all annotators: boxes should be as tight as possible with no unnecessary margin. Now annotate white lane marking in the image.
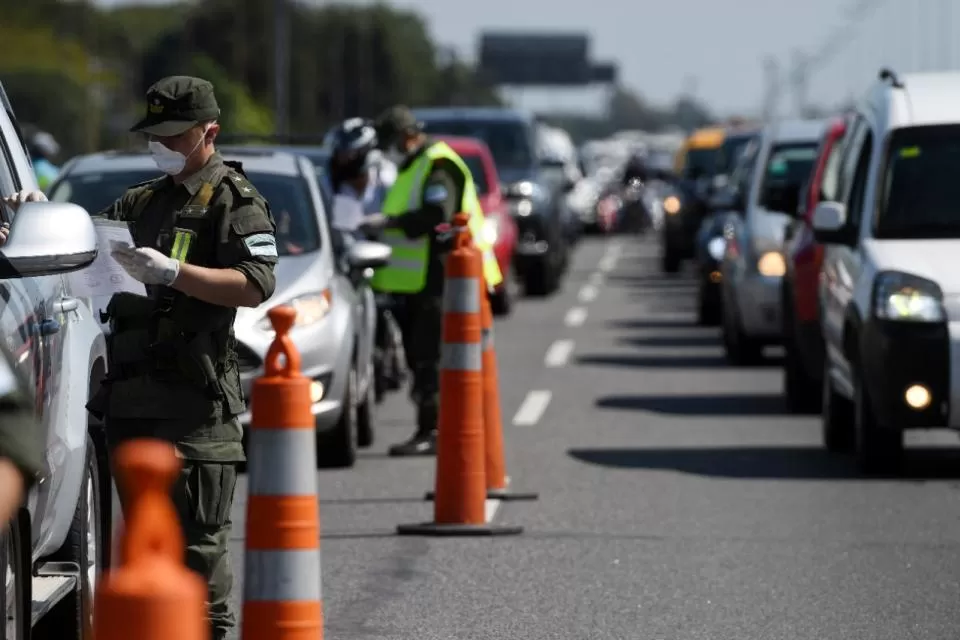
[589,272,604,286]
[578,285,598,302]
[605,241,622,256]
[485,498,501,523]
[544,339,574,367]
[598,255,617,272]
[513,390,552,426]
[564,307,587,327]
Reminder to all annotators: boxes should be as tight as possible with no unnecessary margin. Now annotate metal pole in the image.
[273,0,290,136]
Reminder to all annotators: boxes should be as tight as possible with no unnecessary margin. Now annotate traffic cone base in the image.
[396,522,523,537]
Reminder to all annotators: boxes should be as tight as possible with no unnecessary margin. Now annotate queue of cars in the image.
[660,68,960,478]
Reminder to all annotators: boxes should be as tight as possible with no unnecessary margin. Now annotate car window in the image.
[49,169,320,256]
[419,119,534,170]
[758,143,819,202]
[682,147,720,179]
[459,153,489,195]
[875,125,960,239]
[819,134,846,202]
[845,131,873,230]
[717,135,753,175]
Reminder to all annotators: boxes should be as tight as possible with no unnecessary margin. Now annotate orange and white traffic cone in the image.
[93,439,209,640]
[398,213,522,536]
[242,306,323,640]
[423,221,538,503]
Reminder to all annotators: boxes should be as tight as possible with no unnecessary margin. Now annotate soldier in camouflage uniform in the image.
[86,76,278,640]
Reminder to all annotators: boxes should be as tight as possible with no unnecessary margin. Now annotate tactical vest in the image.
[371,141,503,294]
[90,164,248,442]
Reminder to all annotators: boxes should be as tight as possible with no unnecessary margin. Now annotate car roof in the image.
[63,148,304,177]
[686,126,726,149]
[413,107,533,124]
[766,118,828,143]
[879,71,960,128]
[434,135,488,153]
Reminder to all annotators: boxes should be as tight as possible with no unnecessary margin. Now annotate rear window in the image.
[759,143,818,199]
[49,168,320,256]
[682,147,720,179]
[419,119,534,170]
[459,153,489,195]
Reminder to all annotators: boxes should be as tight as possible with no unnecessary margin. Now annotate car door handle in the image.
[54,297,79,314]
[39,318,61,336]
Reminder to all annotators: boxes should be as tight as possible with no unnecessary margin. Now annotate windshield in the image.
[49,169,320,256]
[459,154,489,195]
[682,147,720,179]
[759,142,818,201]
[876,126,960,239]
[717,135,754,175]
[419,119,534,170]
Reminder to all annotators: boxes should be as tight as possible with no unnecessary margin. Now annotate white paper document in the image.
[66,219,146,321]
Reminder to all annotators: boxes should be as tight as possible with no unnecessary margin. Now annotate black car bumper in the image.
[860,318,949,428]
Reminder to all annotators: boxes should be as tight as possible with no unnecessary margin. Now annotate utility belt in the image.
[103,292,229,402]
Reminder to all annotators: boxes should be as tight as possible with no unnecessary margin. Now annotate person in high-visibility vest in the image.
[359,105,503,457]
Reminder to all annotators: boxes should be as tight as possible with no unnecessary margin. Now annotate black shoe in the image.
[388,431,436,457]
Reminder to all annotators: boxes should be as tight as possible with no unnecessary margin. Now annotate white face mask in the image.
[148,126,209,176]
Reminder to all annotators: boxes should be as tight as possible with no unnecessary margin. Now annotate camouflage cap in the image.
[374,105,421,148]
[130,76,221,137]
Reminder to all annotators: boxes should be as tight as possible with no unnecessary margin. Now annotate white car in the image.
[719,119,825,363]
[0,82,110,640]
[814,68,960,475]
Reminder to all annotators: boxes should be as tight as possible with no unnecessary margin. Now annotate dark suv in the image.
[414,107,569,295]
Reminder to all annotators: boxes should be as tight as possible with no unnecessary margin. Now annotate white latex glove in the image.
[357,213,388,232]
[111,246,180,286]
[1,190,46,213]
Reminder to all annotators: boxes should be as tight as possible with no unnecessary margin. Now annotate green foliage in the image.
[186,56,275,135]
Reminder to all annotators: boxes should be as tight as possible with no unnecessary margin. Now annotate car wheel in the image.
[317,365,358,468]
[0,520,25,640]
[696,278,721,326]
[721,299,763,365]
[854,368,903,476]
[34,435,102,639]
[782,302,822,414]
[357,365,376,449]
[821,359,855,453]
[523,259,555,297]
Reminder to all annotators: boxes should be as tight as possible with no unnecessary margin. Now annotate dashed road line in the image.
[578,285,598,303]
[564,307,587,327]
[544,339,574,367]
[598,255,617,272]
[513,390,552,426]
[589,272,604,286]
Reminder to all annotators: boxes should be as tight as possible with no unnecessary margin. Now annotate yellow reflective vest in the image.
[371,141,503,294]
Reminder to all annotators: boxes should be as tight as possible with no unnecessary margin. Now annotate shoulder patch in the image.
[424,183,449,204]
[243,233,278,258]
[224,169,263,202]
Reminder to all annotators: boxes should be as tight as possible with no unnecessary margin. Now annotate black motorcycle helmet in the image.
[329,117,377,190]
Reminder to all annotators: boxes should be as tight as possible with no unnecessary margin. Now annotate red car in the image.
[437,135,518,315]
[781,115,850,413]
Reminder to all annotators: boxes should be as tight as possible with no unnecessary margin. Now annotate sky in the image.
[93,0,960,119]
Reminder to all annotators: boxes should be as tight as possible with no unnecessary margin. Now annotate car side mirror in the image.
[811,201,852,244]
[347,240,391,270]
[0,201,98,279]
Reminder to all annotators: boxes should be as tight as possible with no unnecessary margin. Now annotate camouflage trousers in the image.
[106,418,240,640]
[393,293,443,434]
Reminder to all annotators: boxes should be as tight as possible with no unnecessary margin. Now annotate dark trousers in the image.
[392,293,443,434]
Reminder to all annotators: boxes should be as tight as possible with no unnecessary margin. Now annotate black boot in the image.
[387,429,436,457]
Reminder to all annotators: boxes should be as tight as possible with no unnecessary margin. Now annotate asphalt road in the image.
[227,234,960,640]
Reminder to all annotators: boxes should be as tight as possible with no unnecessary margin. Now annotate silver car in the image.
[719,119,826,364]
[48,149,390,468]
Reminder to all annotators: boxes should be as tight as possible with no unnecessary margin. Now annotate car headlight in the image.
[873,272,944,322]
[481,217,499,245]
[663,195,681,215]
[257,290,332,332]
[707,237,726,261]
[509,199,533,217]
[757,251,786,277]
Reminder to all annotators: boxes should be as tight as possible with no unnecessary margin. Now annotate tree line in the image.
[0,0,718,160]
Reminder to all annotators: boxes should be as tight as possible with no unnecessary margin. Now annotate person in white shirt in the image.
[328,118,396,236]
